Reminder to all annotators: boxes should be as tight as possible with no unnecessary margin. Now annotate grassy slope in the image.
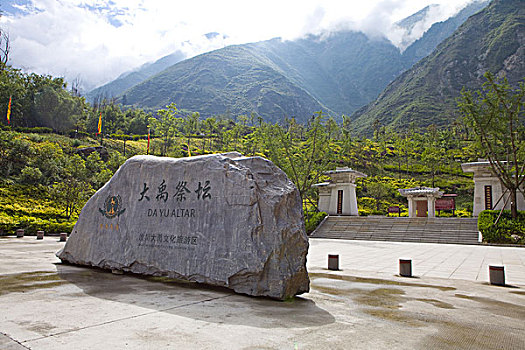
[1,129,475,235]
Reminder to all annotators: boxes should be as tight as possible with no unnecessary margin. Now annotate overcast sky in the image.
[0,0,476,91]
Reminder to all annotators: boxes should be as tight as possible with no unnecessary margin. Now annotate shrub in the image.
[359,208,372,216]
[0,214,76,235]
[27,133,44,142]
[132,134,151,141]
[110,133,132,140]
[478,210,525,244]
[305,211,327,234]
[455,208,472,217]
[69,130,90,138]
[20,166,42,184]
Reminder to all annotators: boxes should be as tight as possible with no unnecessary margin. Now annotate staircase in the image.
[310,216,480,245]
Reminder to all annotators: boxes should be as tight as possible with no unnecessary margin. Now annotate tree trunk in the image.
[510,188,518,219]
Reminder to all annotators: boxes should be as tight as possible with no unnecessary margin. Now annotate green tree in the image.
[50,154,93,219]
[85,151,113,188]
[149,103,180,156]
[126,108,149,135]
[183,112,200,155]
[459,72,525,218]
[261,112,334,208]
[366,181,390,212]
[421,125,443,188]
[30,141,66,185]
[0,134,34,178]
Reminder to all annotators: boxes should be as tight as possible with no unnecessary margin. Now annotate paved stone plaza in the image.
[308,239,525,286]
[1,236,525,349]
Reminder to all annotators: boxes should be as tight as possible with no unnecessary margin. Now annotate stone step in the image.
[310,216,480,245]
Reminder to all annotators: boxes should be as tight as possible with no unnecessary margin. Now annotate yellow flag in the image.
[6,96,11,125]
[97,112,102,134]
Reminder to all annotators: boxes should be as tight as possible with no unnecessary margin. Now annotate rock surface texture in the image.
[57,153,310,299]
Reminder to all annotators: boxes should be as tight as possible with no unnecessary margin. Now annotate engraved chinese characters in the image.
[57,153,309,300]
[140,179,211,203]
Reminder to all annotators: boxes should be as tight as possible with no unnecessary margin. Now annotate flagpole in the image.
[147,128,150,155]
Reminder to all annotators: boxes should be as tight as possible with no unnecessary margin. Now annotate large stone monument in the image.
[57,153,309,300]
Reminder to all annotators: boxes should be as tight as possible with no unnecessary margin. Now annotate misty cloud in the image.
[0,0,476,92]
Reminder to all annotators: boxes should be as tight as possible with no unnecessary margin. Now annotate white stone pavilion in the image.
[461,161,525,216]
[313,167,367,216]
[398,187,444,217]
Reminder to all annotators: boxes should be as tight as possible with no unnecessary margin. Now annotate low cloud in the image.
[1,0,476,91]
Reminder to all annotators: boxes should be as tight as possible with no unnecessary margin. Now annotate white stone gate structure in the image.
[399,187,444,218]
[461,161,525,216]
[313,167,366,216]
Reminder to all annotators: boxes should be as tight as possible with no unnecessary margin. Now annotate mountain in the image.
[87,51,186,102]
[121,31,406,122]
[398,5,437,30]
[403,1,490,64]
[395,4,439,51]
[350,0,524,135]
[250,33,405,117]
[120,44,331,123]
[91,1,488,123]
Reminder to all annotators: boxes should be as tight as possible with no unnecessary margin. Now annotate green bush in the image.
[478,210,525,244]
[0,214,75,235]
[20,166,42,184]
[110,133,132,140]
[132,134,152,141]
[305,211,327,234]
[455,208,472,217]
[359,208,372,216]
[68,130,90,138]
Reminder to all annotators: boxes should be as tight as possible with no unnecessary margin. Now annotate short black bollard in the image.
[328,254,339,271]
[59,233,67,242]
[399,259,412,277]
[489,265,505,286]
[16,229,24,238]
[36,231,44,240]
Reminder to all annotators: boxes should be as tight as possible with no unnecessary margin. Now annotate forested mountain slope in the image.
[97,2,488,123]
[87,51,185,102]
[351,0,524,134]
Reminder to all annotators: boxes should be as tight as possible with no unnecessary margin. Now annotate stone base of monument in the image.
[36,231,44,240]
[489,265,505,286]
[57,153,310,300]
[399,259,412,277]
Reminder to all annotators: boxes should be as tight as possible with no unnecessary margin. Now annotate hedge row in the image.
[478,210,525,244]
[1,126,54,133]
[305,211,327,234]
[0,215,75,235]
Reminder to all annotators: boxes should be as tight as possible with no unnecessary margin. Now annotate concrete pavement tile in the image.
[2,237,525,349]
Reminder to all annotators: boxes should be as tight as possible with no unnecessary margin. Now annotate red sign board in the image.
[388,206,400,213]
[435,198,455,211]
